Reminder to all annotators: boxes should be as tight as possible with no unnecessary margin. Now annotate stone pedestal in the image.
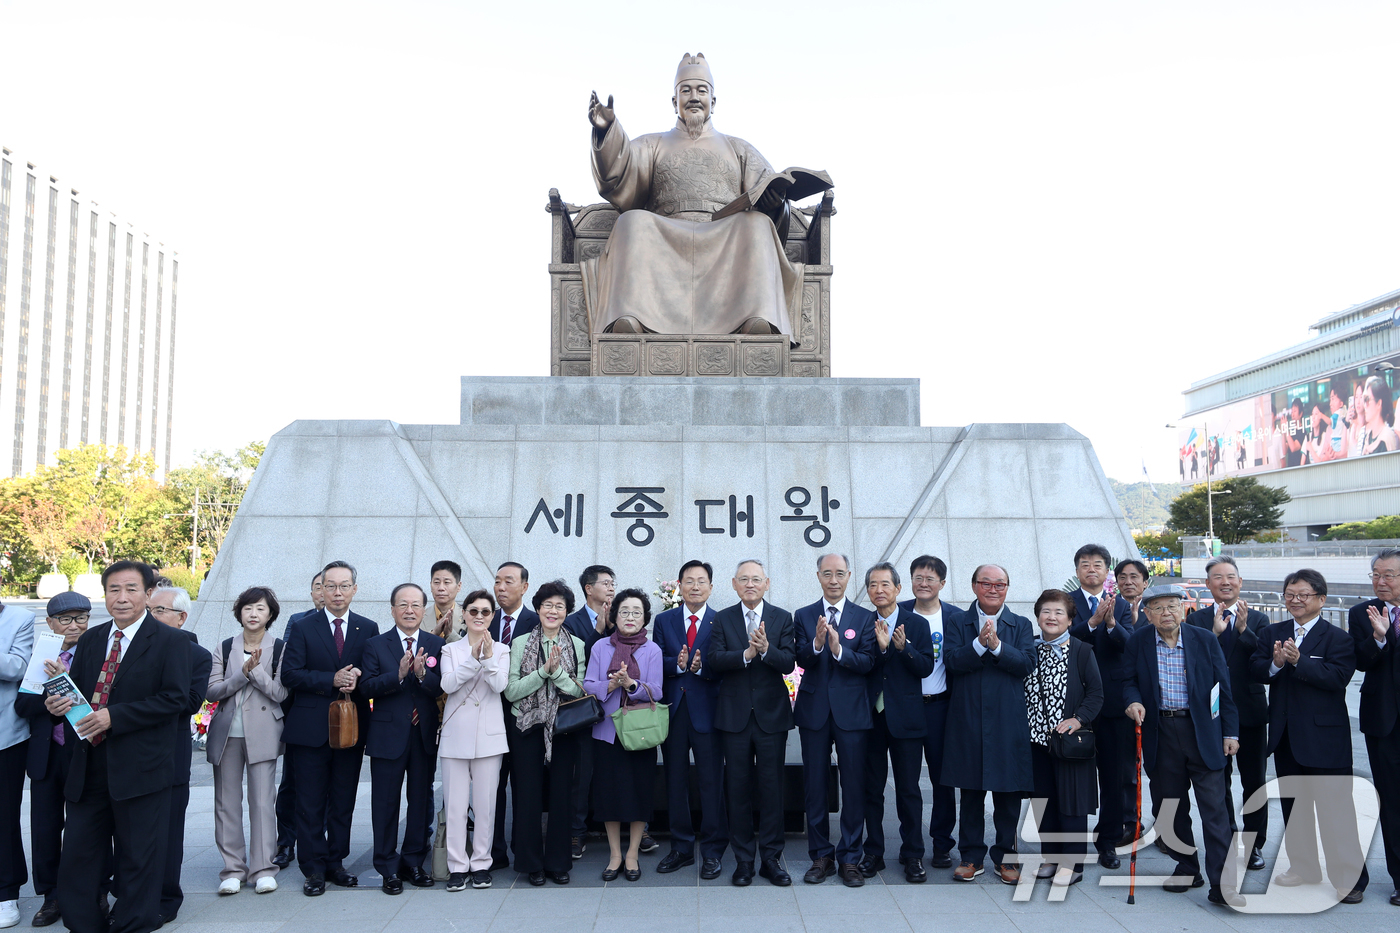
[188,377,1136,642]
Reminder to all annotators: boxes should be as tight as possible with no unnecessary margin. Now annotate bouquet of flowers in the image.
[193,699,218,736]
[783,667,804,708]
[654,577,682,611]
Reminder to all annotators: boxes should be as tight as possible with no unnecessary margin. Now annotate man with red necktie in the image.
[48,561,190,933]
[488,562,539,871]
[653,559,728,879]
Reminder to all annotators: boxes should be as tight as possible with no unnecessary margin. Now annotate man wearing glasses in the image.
[1251,568,1368,904]
[1351,548,1400,906]
[942,564,1034,884]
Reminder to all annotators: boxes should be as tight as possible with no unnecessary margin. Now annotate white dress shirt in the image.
[1270,614,1320,676]
[742,601,767,665]
[814,597,847,660]
[325,607,350,638]
[106,613,147,661]
[677,604,710,672]
[916,604,947,695]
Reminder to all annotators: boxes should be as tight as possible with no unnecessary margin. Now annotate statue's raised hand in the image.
[589,91,615,132]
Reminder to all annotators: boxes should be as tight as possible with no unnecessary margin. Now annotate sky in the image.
[2,0,1397,484]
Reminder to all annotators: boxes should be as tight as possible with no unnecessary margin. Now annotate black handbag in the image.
[553,688,604,735]
[1048,725,1095,761]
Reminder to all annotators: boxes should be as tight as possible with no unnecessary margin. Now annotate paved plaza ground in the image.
[12,675,1394,933]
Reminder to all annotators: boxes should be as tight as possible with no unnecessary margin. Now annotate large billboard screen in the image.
[1177,352,1399,481]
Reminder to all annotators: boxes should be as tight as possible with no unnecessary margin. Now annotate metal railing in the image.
[1223,540,1400,559]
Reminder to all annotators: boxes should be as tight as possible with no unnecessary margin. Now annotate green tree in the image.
[1133,529,1183,559]
[1167,477,1290,544]
[165,441,264,568]
[1320,515,1400,541]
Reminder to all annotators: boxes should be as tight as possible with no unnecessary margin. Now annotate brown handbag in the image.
[328,697,359,749]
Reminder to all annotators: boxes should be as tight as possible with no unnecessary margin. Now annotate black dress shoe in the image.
[732,862,754,886]
[1119,827,1141,848]
[1389,890,1400,907]
[545,870,570,885]
[404,866,435,888]
[903,859,927,884]
[657,851,695,874]
[490,855,510,872]
[527,871,546,886]
[624,867,641,882]
[601,865,620,882]
[271,847,294,869]
[1209,887,1246,907]
[840,864,864,887]
[1098,852,1121,870]
[328,868,358,887]
[1340,889,1364,904]
[31,899,60,927]
[303,874,326,897]
[930,851,953,870]
[156,914,175,929]
[701,857,723,880]
[859,857,885,878]
[759,858,791,886]
[1163,873,1205,893]
[382,875,403,895]
[804,857,835,884]
[1247,848,1266,871]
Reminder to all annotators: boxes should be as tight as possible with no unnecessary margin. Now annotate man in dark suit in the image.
[1114,559,1150,629]
[48,560,191,933]
[708,559,796,887]
[1123,585,1243,907]
[1067,543,1137,867]
[487,561,539,870]
[863,562,934,883]
[792,553,877,887]
[1180,557,1269,872]
[15,594,110,929]
[899,555,960,868]
[563,564,614,860]
[653,560,727,879]
[1352,548,1400,906]
[273,571,325,869]
[280,560,380,896]
[361,583,444,894]
[942,564,1034,885]
[147,587,212,924]
[1252,568,1369,904]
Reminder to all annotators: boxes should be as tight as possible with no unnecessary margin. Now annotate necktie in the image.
[746,609,757,636]
[502,615,514,645]
[53,650,73,745]
[89,632,123,746]
[1391,605,1399,640]
[333,619,345,657]
[686,615,698,650]
[405,637,419,725]
[1088,595,1099,613]
[1296,626,1306,642]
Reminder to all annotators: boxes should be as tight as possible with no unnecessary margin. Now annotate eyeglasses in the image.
[149,606,184,616]
[616,610,645,619]
[1370,572,1400,583]
[911,575,942,586]
[818,570,849,580]
[52,613,90,625]
[464,607,493,617]
[1283,591,1320,603]
[323,583,355,593]
[393,602,424,611]
[735,576,765,585]
[973,581,1009,591]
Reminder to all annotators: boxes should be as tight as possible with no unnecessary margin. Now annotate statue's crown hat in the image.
[675,52,714,89]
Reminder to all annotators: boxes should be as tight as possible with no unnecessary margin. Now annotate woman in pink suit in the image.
[439,590,510,892]
[584,588,663,882]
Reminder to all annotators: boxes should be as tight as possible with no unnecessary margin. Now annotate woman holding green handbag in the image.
[584,589,663,881]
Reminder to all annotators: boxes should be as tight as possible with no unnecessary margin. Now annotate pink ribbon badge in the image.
[843,629,856,640]
[426,656,437,668]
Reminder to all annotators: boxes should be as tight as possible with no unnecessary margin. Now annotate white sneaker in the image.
[218,878,242,896]
[0,900,19,929]
[254,877,278,894]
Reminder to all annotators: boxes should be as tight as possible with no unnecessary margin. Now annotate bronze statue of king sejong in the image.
[583,53,829,345]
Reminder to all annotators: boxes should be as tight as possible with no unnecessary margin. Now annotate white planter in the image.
[73,574,105,600]
[36,573,70,599]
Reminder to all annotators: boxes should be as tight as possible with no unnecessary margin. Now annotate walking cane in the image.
[1128,719,1143,904]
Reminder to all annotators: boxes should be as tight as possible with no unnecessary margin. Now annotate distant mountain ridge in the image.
[1109,479,1186,530]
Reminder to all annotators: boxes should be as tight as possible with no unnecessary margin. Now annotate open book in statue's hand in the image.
[711,167,834,221]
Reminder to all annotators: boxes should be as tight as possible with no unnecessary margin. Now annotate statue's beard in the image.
[681,109,708,139]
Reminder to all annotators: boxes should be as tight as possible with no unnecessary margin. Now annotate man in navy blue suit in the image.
[487,561,540,870]
[861,562,935,883]
[361,584,444,894]
[653,560,728,879]
[794,553,878,887]
[1252,568,1369,904]
[273,571,325,869]
[1352,548,1400,907]
[563,564,614,860]
[1123,585,1243,907]
[280,560,380,896]
[1068,543,1137,867]
[899,555,960,869]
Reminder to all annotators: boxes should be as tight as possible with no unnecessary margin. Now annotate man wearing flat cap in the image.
[1123,585,1243,907]
[585,53,819,340]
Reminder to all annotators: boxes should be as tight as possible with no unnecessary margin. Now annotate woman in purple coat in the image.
[584,588,663,881]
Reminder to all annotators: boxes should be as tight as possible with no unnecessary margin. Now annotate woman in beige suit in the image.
[206,586,289,895]
[438,589,509,891]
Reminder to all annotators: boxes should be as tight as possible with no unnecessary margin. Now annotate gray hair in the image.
[1204,556,1239,575]
[864,561,901,588]
[155,586,192,615]
[735,558,766,576]
[1373,548,1400,570]
[322,559,357,583]
[971,563,1010,586]
[816,553,851,571]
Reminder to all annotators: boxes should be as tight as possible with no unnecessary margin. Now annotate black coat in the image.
[360,629,445,759]
[64,615,192,802]
[1124,623,1238,772]
[1352,598,1400,738]
[1027,638,1103,816]
[15,689,78,780]
[942,602,1035,793]
[707,601,796,735]
[866,607,936,739]
[1185,605,1269,728]
[490,606,540,644]
[174,630,213,785]
[793,599,878,732]
[1251,618,1355,769]
[280,608,380,748]
[1068,590,1135,720]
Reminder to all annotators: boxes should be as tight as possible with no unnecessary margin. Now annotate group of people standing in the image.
[0,546,1397,933]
